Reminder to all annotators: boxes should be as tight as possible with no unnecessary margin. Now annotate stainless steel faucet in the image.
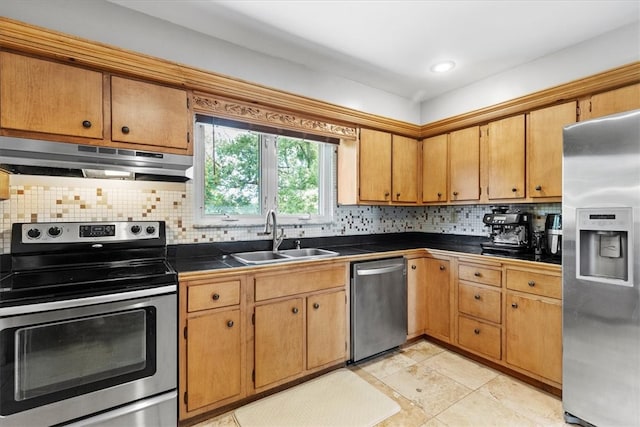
[260,209,284,253]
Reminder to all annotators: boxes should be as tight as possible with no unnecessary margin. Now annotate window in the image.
[194,115,335,225]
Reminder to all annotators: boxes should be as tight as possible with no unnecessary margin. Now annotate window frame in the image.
[192,118,336,227]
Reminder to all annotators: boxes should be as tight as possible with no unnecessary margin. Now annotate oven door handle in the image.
[0,284,176,316]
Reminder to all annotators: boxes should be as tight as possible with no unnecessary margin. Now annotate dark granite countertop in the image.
[168,232,561,274]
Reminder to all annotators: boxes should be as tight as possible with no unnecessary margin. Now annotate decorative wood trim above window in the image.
[192,93,357,141]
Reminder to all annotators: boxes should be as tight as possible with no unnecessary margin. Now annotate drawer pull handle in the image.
[474,294,481,300]
[82,120,92,128]
[212,293,220,301]
[411,265,417,270]
[313,303,320,309]
[439,265,446,271]
[474,328,480,335]
[227,320,234,328]
[511,303,519,309]
[535,185,542,191]
[292,307,299,314]
[528,281,536,287]
[474,272,481,277]
[121,126,130,134]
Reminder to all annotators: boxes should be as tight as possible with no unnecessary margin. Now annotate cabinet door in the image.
[111,76,189,151]
[407,258,426,338]
[0,52,103,139]
[528,102,576,198]
[449,126,480,201]
[487,115,525,199]
[186,309,241,411]
[391,135,419,203]
[506,293,562,383]
[585,83,640,120]
[307,291,346,369]
[424,258,451,342]
[254,298,304,388]
[422,134,448,203]
[359,128,391,202]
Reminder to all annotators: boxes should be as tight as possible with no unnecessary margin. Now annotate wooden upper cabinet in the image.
[583,83,640,120]
[359,128,392,202]
[392,135,419,203]
[528,102,577,198]
[0,52,103,139]
[422,134,448,203]
[487,115,525,200]
[111,76,189,151]
[449,126,480,202]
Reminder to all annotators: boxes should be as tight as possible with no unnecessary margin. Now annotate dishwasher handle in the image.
[355,264,404,276]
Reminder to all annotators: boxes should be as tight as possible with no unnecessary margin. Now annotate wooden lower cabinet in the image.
[505,293,562,384]
[457,315,501,360]
[254,298,305,388]
[407,257,426,338]
[424,257,452,342]
[186,309,242,412]
[307,291,347,369]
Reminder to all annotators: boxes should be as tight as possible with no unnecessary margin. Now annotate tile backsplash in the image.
[0,175,561,254]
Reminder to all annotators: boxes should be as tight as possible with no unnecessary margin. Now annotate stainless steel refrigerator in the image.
[563,109,640,426]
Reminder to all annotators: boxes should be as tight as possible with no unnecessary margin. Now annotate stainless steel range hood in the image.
[0,136,193,180]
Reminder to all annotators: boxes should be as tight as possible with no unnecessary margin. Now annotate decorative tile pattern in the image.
[0,175,561,254]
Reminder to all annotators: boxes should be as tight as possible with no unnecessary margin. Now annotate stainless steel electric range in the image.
[0,221,177,427]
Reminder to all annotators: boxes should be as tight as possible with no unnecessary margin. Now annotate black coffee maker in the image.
[481,207,532,255]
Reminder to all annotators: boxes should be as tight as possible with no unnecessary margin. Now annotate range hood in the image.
[0,136,193,181]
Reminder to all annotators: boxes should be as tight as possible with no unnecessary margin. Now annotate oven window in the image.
[15,310,147,400]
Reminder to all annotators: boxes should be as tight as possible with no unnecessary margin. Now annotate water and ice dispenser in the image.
[576,207,634,287]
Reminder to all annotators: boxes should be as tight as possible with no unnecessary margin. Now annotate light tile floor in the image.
[195,339,571,427]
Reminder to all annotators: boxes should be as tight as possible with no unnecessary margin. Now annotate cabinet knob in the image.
[535,185,542,191]
[82,120,92,128]
[474,328,480,335]
[396,192,401,198]
[384,192,390,198]
[411,264,417,270]
[121,126,130,134]
[437,192,442,198]
[512,187,517,192]
[313,302,320,309]
[528,281,535,287]
[474,294,481,300]
[212,293,220,300]
[227,320,234,328]
[474,271,481,277]
[439,265,446,271]
[511,303,519,309]
[453,191,459,196]
[292,307,299,314]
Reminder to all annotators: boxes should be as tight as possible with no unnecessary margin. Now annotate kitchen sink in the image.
[278,248,339,258]
[231,248,339,265]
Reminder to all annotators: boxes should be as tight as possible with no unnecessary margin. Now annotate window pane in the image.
[204,125,260,215]
[277,137,320,215]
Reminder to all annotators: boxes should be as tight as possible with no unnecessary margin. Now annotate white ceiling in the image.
[108,1,639,102]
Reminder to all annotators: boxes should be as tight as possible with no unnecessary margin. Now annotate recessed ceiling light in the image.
[430,61,456,73]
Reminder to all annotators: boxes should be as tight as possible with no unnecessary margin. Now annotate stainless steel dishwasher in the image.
[350,257,407,362]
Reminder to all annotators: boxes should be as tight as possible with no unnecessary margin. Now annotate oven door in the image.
[0,286,176,427]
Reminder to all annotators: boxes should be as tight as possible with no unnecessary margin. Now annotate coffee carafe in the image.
[545,214,562,257]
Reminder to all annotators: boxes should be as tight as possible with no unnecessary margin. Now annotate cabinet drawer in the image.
[458,263,501,287]
[458,315,501,360]
[255,265,347,301]
[506,269,561,299]
[188,280,241,312]
[458,282,501,324]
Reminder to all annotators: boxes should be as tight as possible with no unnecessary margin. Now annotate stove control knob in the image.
[27,228,41,239]
[146,226,156,235]
[130,225,141,234]
[48,226,62,237]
